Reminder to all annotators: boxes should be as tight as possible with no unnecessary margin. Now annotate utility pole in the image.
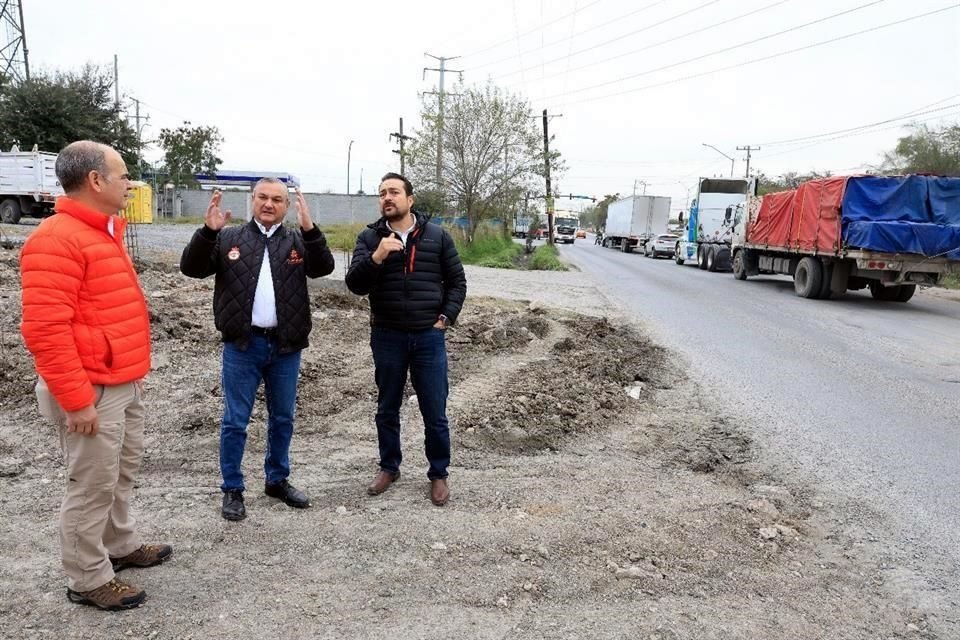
[113,54,120,110]
[423,53,462,203]
[390,117,414,174]
[737,145,760,178]
[129,97,150,179]
[542,109,554,245]
[347,139,354,195]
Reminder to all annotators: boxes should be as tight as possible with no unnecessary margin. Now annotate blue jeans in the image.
[371,326,450,480]
[220,336,302,492]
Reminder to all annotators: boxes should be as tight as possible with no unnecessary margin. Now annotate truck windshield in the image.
[556,218,578,227]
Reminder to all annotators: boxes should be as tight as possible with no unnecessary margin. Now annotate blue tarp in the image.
[841,176,960,260]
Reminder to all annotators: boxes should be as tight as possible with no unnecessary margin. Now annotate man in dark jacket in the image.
[180,179,335,521]
[345,173,466,506]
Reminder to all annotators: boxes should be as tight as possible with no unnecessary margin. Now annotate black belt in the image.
[250,326,278,338]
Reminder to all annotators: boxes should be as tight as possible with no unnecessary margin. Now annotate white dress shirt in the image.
[251,220,279,328]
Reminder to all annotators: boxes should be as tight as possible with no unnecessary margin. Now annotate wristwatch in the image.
[438,314,450,328]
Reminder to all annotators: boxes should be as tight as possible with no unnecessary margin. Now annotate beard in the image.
[381,205,409,221]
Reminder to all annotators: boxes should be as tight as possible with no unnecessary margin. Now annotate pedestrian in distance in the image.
[345,173,466,506]
[180,180,335,521]
[20,140,172,611]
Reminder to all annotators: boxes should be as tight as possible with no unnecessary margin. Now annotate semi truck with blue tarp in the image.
[730,175,960,302]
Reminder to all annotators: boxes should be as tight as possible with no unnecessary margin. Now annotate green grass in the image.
[319,223,366,252]
[942,273,960,289]
[454,227,523,269]
[529,243,568,271]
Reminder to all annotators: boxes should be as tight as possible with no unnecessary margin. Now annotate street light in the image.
[347,139,354,195]
[702,143,735,177]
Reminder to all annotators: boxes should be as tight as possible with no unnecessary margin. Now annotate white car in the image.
[645,234,679,259]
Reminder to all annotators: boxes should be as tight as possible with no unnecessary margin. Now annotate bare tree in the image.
[409,82,561,242]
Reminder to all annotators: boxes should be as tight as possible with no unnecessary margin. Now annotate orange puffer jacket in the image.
[20,197,151,411]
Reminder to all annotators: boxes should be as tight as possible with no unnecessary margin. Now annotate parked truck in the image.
[730,175,960,302]
[0,146,63,224]
[675,177,755,270]
[554,213,580,244]
[512,215,532,238]
[602,194,671,252]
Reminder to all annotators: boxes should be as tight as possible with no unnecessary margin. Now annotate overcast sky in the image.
[24,0,960,213]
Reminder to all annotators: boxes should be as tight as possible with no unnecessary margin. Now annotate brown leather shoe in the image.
[111,543,173,572]
[367,470,400,496]
[430,478,450,506]
[67,577,146,611]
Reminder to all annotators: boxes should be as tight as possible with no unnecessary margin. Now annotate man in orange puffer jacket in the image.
[20,141,172,612]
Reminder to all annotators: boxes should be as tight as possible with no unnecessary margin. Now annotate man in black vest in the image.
[345,173,466,506]
[181,179,334,520]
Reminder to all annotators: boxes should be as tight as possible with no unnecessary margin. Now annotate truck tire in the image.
[675,244,685,265]
[794,256,823,298]
[706,246,718,272]
[0,199,21,224]
[817,260,834,300]
[732,250,748,280]
[895,284,917,302]
[697,245,708,270]
[869,282,914,302]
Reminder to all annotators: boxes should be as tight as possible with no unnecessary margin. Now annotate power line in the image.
[459,0,607,61]
[757,106,960,160]
[541,0,888,103]
[552,4,960,108]
[468,0,669,72]
[759,102,960,147]
[500,0,792,87]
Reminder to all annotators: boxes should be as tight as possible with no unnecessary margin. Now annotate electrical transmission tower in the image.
[1,1,30,84]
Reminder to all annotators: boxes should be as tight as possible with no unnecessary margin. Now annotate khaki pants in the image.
[36,379,145,592]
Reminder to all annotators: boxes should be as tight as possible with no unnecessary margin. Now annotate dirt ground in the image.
[0,246,955,640]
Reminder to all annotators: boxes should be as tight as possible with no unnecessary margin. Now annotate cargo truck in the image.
[0,146,63,224]
[675,177,755,270]
[602,194,671,252]
[730,175,960,302]
[555,213,580,244]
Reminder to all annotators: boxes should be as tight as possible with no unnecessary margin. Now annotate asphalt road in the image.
[562,235,960,587]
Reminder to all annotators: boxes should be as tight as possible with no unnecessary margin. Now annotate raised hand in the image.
[294,188,313,231]
[372,236,404,264]
[205,190,232,231]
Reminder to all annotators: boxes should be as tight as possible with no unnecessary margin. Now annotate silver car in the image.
[645,234,679,258]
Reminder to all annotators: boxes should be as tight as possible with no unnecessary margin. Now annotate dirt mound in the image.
[454,314,679,453]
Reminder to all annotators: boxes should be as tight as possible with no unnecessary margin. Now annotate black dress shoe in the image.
[264,479,310,509]
[222,490,246,521]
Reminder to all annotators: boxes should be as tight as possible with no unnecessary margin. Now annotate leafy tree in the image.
[156,122,223,188]
[408,82,563,242]
[0,64,141,174]
[581,194,619,230]
[881,122,960,175]
[754,170,833,195]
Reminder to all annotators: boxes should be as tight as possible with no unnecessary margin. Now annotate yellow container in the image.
[123,181,153,223]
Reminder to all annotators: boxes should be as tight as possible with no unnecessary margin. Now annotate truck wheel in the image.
[706,246,718,272]
[794,256,823,298]
[732,250,748,280]
[869,282,913,302]
[0,199,21,224]
[817,260,834,299]
[675,245,685,265]
[894,284,916,302]
[697,245,708,270]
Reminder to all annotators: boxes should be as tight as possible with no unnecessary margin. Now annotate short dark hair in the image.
[56,141,108,192]
[380,172,413,196]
